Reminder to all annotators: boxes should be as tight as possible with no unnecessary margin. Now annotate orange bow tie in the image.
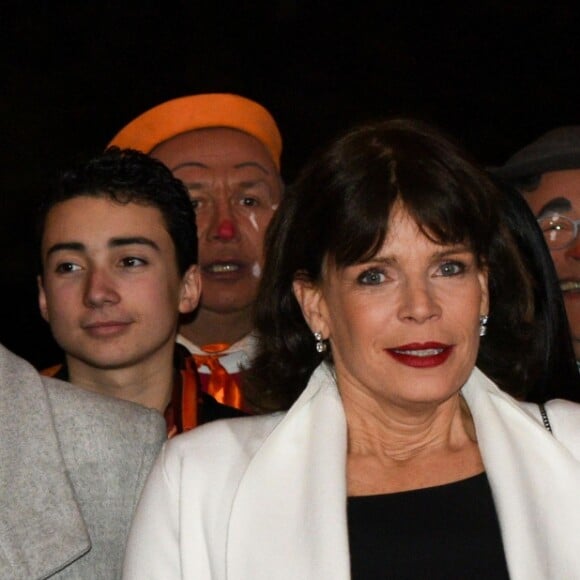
[191,343,244,410]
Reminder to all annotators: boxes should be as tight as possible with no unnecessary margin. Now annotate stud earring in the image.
[314,331,327,353]
[479,315,489,337]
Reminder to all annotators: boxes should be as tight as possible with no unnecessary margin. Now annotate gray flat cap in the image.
[494,126,580,180]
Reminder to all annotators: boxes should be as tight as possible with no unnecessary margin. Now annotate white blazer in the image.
[123,363,580,580]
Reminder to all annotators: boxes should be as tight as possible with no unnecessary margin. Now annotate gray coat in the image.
[0,343,166,579]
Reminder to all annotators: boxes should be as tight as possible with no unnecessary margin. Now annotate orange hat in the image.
[108,93,282,169]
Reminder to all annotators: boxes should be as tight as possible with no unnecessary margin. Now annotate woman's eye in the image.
[357,269,385,285]
[438,261,465,276]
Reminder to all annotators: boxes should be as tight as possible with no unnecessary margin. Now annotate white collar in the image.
[226,364,580,579]
[176,332,256,357]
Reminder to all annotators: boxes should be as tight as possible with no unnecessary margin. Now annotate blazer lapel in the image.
[463,368,580,580]
[227,363,351,580]
[0,345,90,579]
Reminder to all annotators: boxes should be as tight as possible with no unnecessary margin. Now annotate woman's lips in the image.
[386,342,453,368]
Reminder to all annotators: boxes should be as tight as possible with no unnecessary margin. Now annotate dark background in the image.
[2,1,579,369]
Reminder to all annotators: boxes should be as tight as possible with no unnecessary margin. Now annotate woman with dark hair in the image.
[123,120,580,580]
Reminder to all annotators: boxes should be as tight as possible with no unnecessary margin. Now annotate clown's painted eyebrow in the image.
[171,161,207,172]
[171,161,270,175]
[536,197,572,218]
[233,162,270,175]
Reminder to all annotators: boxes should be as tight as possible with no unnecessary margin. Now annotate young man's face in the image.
[151,127,282,319]
[38,196,199,371]
[524,169,580,359]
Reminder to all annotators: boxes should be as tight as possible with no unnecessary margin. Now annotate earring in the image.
[479,315,489,337]
[314,331,327,353]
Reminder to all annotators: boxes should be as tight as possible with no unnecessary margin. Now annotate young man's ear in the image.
[178,265,202,314]
[37,275,50,323]
[292,277,330,338]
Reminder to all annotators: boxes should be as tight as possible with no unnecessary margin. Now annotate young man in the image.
[0,341,165,578]
[109,93,284,412]
[38,147,243,435]
[495,126,580,364]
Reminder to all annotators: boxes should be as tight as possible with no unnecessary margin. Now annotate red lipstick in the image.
[386,342,453,368]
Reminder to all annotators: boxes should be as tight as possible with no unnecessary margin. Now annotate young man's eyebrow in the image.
[45,241,85,258]
[108,237,160,251]
[45,237,160,258]
[536,197,572,217]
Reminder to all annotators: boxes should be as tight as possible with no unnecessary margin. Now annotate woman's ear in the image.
[292,277,330,338]
[478,267,490,317]
[178,265,202,314]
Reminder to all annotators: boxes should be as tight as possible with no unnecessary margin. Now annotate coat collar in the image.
[227,363,580,580]
[0,344,90,578]
[227,363,350,580]
[463,368,580,579]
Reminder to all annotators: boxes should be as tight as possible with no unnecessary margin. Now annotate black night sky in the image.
[2,0,580,368]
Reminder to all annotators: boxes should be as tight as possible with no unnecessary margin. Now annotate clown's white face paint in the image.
[151,127,282,317]
[251,262,262,278]
[248,211,259,232]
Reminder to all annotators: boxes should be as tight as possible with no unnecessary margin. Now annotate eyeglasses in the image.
[537,214,580,250]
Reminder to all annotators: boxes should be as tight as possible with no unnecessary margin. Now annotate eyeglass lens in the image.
[538,214,578,249]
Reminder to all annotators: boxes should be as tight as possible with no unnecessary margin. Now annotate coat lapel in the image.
[463,368,580,580]
[227,363,351,580]
[0,345,90,579]
[226,362,580,580]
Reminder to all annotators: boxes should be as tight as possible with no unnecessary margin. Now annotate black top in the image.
[347,472,510,580]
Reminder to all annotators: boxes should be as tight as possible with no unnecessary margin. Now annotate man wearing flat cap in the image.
[109,93,284,413]
[495,126,580,364]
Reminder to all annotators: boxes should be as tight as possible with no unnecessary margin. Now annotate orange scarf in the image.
[191,343,244,411]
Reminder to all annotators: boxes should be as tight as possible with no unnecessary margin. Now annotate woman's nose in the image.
[398,281,441,323]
